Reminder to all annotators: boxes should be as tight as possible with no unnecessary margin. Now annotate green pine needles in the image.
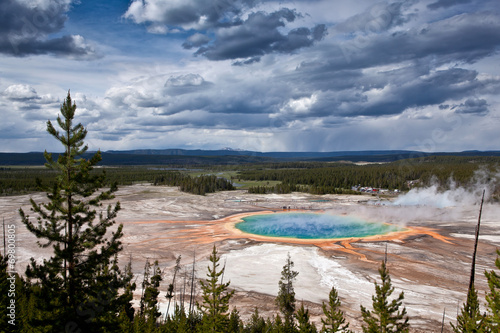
[452,286,487,333]
[321,286,352,333]
[18,92,131,332]
[198,245,234,332]
[360,260,410,333]
[276,252,299,331]
[485,250,500,330]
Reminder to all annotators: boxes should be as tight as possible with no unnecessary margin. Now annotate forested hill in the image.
[0,152,276,166]
[1,149,500,165]
[105,148,500,160]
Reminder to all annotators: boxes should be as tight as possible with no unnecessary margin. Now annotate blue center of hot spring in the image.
[235,212,401,239]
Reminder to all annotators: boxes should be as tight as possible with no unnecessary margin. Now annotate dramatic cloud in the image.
[124,0,327,62]
[123,0,256,29]
[1,0,499,152]
[332,12,500,71]
[193,9,327,61]
[0,0,98,58]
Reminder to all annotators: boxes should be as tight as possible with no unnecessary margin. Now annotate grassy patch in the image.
[233,180,282,189]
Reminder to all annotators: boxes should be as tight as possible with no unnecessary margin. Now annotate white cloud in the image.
[4,84,38,100]
[147,24,169,35]
[280,94,318,115]
[165,73,206,87]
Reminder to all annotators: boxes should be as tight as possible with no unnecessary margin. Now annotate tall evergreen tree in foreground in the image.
[276,253,299,332]
[198,245,234,332]
[360,261,409,333]
[19,92,131,332]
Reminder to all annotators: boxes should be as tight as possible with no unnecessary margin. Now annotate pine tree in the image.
[198,245,235,332]
[276,253,299,332]
[246,308,267,333]
[485,250,500,330]
[296,302,317,333]
[273,314,286,333]
[164,303,190,333]
[117,309,133,333]
[360,261,410,333]
[166,255,182,319]
[133,313,147,333]
[139,259,163,328]
[121,259,137,322]
[321,286,351,333]
[17,276,35,333]
[18,91,129,331]
[451,286,487,333]
[229,308,243,333]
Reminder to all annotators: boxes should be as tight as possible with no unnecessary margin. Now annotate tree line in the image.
[238,158,500,198]
[153,172,235,195]
[0,167,234,196]
[2,156,499,197]
[247,183,360,195]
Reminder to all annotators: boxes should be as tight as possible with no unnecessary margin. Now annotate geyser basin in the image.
[235,212,402,240]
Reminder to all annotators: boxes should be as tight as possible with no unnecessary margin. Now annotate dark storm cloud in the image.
[6,35,97,59]
[0,0,98,58]
[427,0,472,10]
[283,54,498,119]
[193,9,327,61]
[335,12,500,71]
[453,98,489,114]
[182,33,211,49]
[349,68,487,117]
[0,0,67,36]
[125,1,326,62]
[137,110,270,129]
[125,0,258,28]
[268,10,500,119]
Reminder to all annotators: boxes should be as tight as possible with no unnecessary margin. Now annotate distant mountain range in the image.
[106,148,416,158]
[106,148,500,158]
[1,149,500,166]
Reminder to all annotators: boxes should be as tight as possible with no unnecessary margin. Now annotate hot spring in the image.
[235,212,402,239]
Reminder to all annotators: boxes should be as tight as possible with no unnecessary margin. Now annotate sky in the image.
[0,0,499,153]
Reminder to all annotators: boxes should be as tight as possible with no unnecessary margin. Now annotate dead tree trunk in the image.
[166,255,182,320]
[188,251,196,316]
[468,189,485,295]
